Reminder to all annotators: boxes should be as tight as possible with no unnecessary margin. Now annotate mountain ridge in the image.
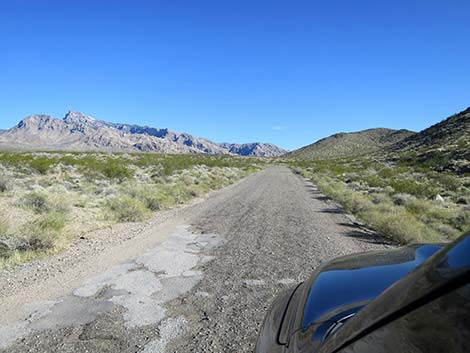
[286,127,415,160]
[0,111,286,157]
[286,106,470,174]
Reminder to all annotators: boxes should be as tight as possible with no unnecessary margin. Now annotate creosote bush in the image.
[106,195,150,222]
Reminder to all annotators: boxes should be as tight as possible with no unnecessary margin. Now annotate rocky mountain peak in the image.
[0,111,286,157]
[63,111,96,125]
[17,114,53,129]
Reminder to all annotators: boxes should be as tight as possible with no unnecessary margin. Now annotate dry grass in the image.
[0,151,262,269]
[303,171,467,244]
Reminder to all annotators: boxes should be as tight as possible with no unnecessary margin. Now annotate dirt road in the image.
[0,166,390,352]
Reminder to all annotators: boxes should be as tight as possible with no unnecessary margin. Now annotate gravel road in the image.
[0,166,391,352]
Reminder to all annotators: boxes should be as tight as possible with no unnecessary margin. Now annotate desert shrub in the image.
[359,207,440,244]
[171,183,193,204]
[433,174,462,192]
[34,211,66,231]
[363,174,386,188]
[341,192,372,214]
[429,222,460,240]
[125,187,167,211]
[392,193,416,206]
[0,178,10,193]
[101,160,132,180]
[0,220,10,258]
[29,158,54,175]
[20,192,50,213]
[389,178,438,198]
[142,192,164,211]
[20,192,68,214]
[370,193,392,205]
[16,212,66,252]
[420,150,451,169]
[404,199,431,215]
[455,208,470,232]
[106,195,149,222]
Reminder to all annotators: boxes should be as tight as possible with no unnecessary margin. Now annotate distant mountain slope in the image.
[387,107,470,172]
[219,142,286,158]
[287,128,415,160]
[390,107,470,152]
[0,111,286,157]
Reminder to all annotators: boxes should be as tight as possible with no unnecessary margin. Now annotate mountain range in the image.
[0,111,287,157]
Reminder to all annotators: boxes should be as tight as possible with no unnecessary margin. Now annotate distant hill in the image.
[387,107,470,172]
[287,128,414,160]
[0,111,286,157]
[391,107,470,152]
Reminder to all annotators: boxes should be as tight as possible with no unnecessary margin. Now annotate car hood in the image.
[285,243,444,352]
[302,244,443,328]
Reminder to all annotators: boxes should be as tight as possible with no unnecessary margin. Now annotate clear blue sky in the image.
[1,1,469,150]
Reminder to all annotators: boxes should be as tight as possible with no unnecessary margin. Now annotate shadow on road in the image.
[339,224,393,245]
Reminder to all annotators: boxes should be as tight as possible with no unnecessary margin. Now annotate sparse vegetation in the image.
[106,195,149,222]
[284,108,470,244]
[286,128,415,160]
[0,151,263,269]
[285,157,470,244]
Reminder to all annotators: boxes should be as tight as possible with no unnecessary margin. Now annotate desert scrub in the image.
[0,220,10,258]
[300,170,464,244]
[105,195,150,222]
[0,151,262,268]
[17,212,67,251]
[19,192,69,214]
[0,212,68,269]
[358,205,440,243]
[104,165,255,223]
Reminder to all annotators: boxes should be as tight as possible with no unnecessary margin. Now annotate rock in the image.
[435,194,445,203]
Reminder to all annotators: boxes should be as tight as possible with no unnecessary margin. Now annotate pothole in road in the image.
[0,225,222,352]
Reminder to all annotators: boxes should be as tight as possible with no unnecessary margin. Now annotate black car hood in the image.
[319,233,470,353]
[301,244,443,329]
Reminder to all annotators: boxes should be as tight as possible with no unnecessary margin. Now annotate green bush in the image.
[433,174,462,192]
[363,174,386,188]
[29,158,54,174]
[17,212,66,252]
[106,195,149,222]
[389,178,438,198]
[359,207,440,244]
[101,160,132,180]
[304,171,454,243]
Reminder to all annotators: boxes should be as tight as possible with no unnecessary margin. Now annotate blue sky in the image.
[1,1,469,150]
